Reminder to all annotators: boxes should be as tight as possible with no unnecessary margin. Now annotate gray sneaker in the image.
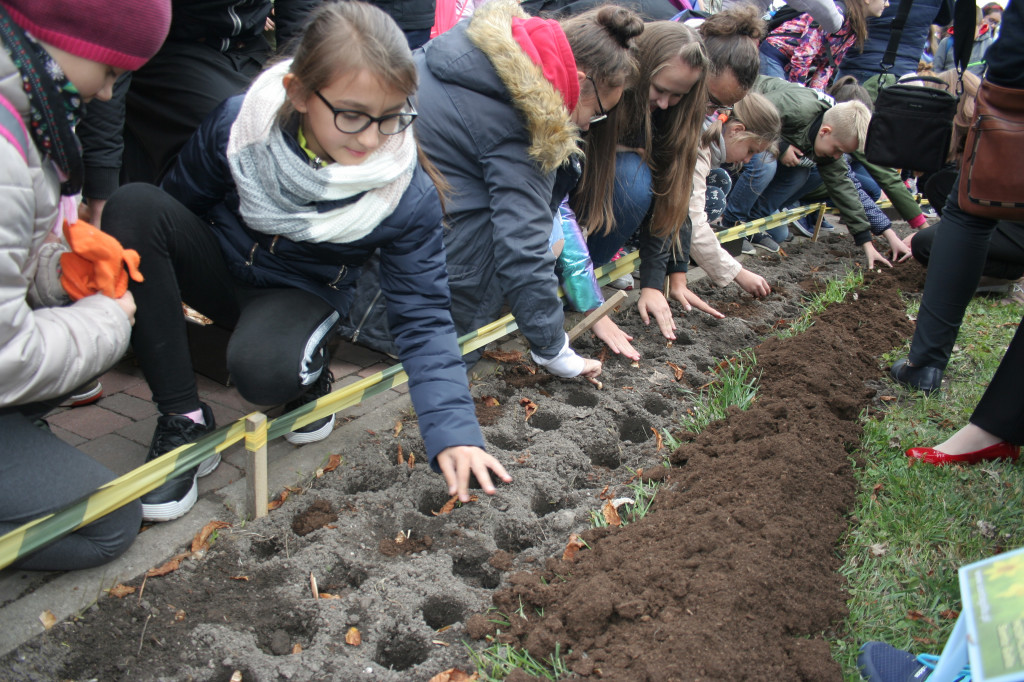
[750,233,781,253]
[740,239,756,255]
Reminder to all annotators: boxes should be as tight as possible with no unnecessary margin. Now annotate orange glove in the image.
[59,219,144,301]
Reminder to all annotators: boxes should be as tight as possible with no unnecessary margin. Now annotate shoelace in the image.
[916,653,971,682]
[153,414,202,454]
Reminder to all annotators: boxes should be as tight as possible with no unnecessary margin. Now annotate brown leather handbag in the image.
[958,79,1024,221]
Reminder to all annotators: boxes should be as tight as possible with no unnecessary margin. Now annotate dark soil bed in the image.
[3,230,926,681]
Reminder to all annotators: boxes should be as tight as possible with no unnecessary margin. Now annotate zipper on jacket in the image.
[350,289,383,344]
[327,266,348,290]
[245,242,258,266]
[269,235,280,254]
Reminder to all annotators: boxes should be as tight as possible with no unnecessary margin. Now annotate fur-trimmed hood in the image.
[425,0,580,174]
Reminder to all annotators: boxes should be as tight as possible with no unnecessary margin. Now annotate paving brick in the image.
[198,460,241,495]
[45,405,132,440]
[118,414,159,446]
[97,363,148,396]
[99,393,158,421]
[203,386,267,414]
[328,358,361,379]
[123,381,154,401]
[220,441,250,471]
[205,402,246,430]
[391,383,410,395]
[357,362,391,378]
[49,424,86,448]
[78,434,147,476]
[332,341,392,368]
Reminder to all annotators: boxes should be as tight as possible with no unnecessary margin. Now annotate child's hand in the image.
[668,272,725,318]
[580,358,603,378]
[883,229,913,263]
[780,146,804,167]
[436,446,512,502]
[862,241,892,269]
[591,316,640,361]
[637,287,677,340]
[115,290,136,326]
[734,268,771,298]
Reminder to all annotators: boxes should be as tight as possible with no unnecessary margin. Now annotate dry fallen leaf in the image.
[408,451,416,469]
[519,397,538,421]
[880,395,897,402]
[107,584,136,598]
[482,396,500,407]
[666,362,685,381]
[191,520,231,553]
[432,495,477,515]
[598,484,611,500]
[322,454,342,473]
[267,489,290,511]
[318,592,341,600]
[230,575,250,582]
[939,609,959,620]
[481,350,523,363]
[291,643,302,655]
[563,533,586,562]
[345,626,362,646]
[651,427,663,452]
[602,500,622,527]
[869,543,888,557]
[394,420,403,437]
[428,668,478,682]
[146,552,191,577]
[39,610,57,630]
[397,444,406,466]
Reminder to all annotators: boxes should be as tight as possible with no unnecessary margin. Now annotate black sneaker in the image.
[141,403,218,522]
[284,351,336,445]
[750,232,781,253]
[856,641,968,682]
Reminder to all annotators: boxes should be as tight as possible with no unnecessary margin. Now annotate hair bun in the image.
[596,5,645,47]
[699,5,766,42]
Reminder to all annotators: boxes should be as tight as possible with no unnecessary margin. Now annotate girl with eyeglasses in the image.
[101,1,510,523]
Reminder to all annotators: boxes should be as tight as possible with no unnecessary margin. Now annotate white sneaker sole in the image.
[284,417,335,445]
[140,454,219,523]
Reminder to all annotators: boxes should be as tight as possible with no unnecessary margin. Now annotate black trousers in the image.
[911,221,1024,281]
[103,184,337,414]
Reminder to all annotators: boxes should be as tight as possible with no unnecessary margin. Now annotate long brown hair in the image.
[842,0,871,50]
[699,5,764,90]
[561,5,644,230]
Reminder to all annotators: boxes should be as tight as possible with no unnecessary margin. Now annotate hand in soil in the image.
[636,287,677,340]
[863,240,893,269]
[733,267,771,298]
[436,445,512,502]
[883,229,914,263]
[579,358,602,378]
[590,315,640,361]
[668,272,725,319]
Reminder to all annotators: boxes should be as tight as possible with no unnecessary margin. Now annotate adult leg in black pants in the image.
[103,184,338,522]
[891,0,1024,393]
[909,220,1024,281]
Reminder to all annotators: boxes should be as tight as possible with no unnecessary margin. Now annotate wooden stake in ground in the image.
[568,289,628,342]
[245,412,269,519]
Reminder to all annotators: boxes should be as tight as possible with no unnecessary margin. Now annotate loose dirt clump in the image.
[2,231,928,681]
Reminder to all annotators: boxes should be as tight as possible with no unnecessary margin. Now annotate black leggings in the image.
[102,184,337,414]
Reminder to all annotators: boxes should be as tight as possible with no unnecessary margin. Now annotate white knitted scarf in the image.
[227,61,416,244]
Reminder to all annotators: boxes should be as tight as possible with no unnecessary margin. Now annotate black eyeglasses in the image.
[585,75,608,124]
[705,92,734,116]
[314,91,417,135]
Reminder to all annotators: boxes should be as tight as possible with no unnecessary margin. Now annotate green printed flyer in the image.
[959,546,1024,682]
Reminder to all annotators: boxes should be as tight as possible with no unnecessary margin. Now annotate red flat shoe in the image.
[906,442,1020,465]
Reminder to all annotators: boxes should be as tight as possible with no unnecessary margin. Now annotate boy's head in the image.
[1,0,171,72]
[816,100,871,159]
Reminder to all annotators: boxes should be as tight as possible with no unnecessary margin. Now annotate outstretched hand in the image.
[591,315,640,361]
[667,272,724,319]
[733,268,771,298]
[883,229,913,263]
[436,446,512,502]
[863,241,893,269]
[637,287,677,340]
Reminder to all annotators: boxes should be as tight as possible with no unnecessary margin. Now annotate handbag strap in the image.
[879,0,915,74]
[952,0,976,91]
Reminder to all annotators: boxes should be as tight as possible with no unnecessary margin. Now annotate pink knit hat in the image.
[1,0,171,71]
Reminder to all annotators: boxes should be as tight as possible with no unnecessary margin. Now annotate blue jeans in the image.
[758,44,789,79]
[586,151,653,266]
[721,151,810,243]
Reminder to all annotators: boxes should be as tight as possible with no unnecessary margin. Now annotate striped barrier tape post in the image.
[713,203,825,244]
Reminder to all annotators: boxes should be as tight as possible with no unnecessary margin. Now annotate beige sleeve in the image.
[688,147,742,287]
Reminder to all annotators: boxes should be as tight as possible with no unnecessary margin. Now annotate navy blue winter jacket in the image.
[838,0,952,79]
[161,94,485,465]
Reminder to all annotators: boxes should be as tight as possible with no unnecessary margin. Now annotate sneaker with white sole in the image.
[284,349,336,445]
[750,233,781,253]
[608,273,634,290]
[740,239,756,255]
[141,403,218,522]
[792,217,816,238]
[63,379,103,407]
[857,641,970,682]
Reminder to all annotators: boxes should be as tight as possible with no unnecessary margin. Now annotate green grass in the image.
[468,640,570,681]
[834,296,1024,680]
[777,267,865,338]
[589,472,662,528]
[677,349,760,434]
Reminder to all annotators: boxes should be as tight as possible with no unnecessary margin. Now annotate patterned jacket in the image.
[765,11,858,91]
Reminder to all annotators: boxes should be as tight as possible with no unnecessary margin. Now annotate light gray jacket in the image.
[0,51,130,408]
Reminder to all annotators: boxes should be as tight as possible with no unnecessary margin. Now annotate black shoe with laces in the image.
[890,358,943,394]
[284,351,336,445]
[141,403,218,522]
